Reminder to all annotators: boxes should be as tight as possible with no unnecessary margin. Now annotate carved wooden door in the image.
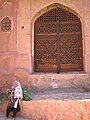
[34,8,83,73]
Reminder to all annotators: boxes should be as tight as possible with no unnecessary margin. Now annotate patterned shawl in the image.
[10,80,23,108]
[12,81,23,99]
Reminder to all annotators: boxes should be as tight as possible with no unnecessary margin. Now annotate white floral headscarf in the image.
[12,80,23,100]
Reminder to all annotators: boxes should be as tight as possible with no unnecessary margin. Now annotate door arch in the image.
[34,6,83,73]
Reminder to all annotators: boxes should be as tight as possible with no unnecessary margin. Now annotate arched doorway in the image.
[34,6,83,73]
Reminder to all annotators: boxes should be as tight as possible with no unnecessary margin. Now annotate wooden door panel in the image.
[34,22,57,72]
[59,22,83,71]
[34,7,83,73]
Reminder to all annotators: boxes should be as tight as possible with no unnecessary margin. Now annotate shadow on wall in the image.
[0,68,30,92]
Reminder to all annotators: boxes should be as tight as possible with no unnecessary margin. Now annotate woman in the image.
[6,77,23,120]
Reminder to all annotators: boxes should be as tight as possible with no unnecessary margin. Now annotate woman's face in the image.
[12,81,19,89]
[13,81,18,87]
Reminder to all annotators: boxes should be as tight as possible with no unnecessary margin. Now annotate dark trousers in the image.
[6,106,17,118]
[6,102,20,118]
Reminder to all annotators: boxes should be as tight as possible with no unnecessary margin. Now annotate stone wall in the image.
[1,100,90,120]
[0,0,90,92]
[0,0,90,74]
[0,72,90,93]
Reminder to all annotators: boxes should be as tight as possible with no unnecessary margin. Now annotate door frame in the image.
[31,3,84,73]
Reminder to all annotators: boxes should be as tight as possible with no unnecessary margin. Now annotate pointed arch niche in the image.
[1,16,11,31]
[32,3,83,73]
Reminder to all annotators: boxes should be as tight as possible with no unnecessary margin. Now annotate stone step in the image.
[29,73,90,91]
[1,73,90,120]
[30,88,90,100]
[1,90,90,120]
[20,99,90,120]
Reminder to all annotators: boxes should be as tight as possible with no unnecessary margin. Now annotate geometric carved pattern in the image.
[36,8,79,22]
[1,17,11,31]
[36,23,57,34]
[35,35,57,65]
[59,34,82,65]
[34,7,83,72]
[59,22,81,33]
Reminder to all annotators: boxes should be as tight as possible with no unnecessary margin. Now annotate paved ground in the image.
[31,88,90,100]
[0,112,29,120]
[1,88,90,119]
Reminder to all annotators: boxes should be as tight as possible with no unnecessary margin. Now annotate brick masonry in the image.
[0,72,90,92]
[0,0,90,93]
[1,100,90,120]
[0,0,90,75]
[0,1,90,119]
